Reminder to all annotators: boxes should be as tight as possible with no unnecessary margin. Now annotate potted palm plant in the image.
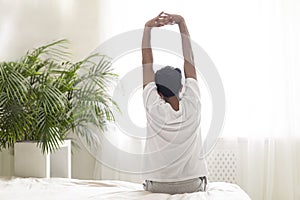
[0,39,118,177]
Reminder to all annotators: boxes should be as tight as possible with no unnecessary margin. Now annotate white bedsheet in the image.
[0,177,251,200]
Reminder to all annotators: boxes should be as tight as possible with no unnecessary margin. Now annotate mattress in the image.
[0,177,251,200]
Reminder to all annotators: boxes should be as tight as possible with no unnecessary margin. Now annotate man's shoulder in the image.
[183,78,200,98]
[185,77,198,85]
[143,82,162,110]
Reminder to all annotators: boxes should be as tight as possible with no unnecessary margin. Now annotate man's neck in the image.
[165,96,179,111]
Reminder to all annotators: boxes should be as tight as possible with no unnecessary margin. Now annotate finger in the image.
[158,15,168,18]
[154,15,160,20]
[155,18,164,22]
[158,15,172,20]
[154,15,161,24]
[157,15,169,21]
[154,19,162,26]
[159,16,172,21]
[168,20,175,25]
[157,11,164,17]
[159,16,171,21]
[164,17,173,24]
[163,12,171,16]
[158,21,165,26]
[156,19,168,26]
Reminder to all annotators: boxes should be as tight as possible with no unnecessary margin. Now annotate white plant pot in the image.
[14,140,71,178]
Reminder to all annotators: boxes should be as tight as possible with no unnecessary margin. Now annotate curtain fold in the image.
[238,138,300,200]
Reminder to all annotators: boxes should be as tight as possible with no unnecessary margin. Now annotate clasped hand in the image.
[145,12,184,28]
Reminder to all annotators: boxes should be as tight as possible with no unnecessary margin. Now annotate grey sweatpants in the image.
[143,177,207,195]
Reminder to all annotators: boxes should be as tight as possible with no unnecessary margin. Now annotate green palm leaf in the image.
[0,39,119,154]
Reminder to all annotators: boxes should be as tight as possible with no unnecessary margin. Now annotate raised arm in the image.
[142,12,168,88]
[142,26,154,88]
[164,13,197,80]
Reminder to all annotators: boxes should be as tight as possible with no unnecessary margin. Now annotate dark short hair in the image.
[155,66,182,98]
[156,84,175,97]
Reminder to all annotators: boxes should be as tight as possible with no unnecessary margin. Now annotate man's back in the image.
[143,78,208,181]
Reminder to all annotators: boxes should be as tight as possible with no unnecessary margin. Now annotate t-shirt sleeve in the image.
[183,78,201,100]
[143,82,160,111]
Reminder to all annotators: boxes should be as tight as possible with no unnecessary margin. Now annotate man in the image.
[142,12,208,194]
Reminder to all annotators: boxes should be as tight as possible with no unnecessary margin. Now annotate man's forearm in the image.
[142,26,155,87]
[177,18,196,79]
[142,27,153,64]
[178,20,195,67]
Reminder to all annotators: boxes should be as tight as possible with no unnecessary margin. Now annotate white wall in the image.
[0,0,107,179]
[0,0,105,61]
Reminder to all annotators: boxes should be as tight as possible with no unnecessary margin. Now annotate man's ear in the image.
[157,91,164,98]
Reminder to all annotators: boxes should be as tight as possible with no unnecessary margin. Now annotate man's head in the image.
[155,66,182,100]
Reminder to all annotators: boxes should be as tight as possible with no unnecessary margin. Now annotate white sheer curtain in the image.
[238,138,300,200]
[96,0,300,199]
[233,1,300,199]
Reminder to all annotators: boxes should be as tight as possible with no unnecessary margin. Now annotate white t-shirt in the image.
[143,78,208,182]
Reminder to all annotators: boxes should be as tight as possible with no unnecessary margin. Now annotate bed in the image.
[0,177,251,200]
